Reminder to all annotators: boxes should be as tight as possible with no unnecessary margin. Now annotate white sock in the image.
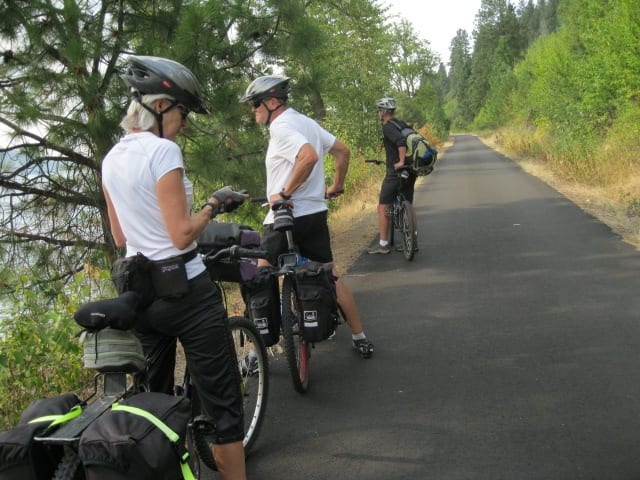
[352,331,366,341]
[380,240,389,247]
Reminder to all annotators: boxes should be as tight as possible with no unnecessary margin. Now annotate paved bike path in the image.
[236,134,640,480]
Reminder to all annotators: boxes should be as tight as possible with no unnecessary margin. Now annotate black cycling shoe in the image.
[352,338,374,359]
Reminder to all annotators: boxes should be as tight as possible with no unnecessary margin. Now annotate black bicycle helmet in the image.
[240,75,290,103]
[376,97,397,110]
[121,55,209,114]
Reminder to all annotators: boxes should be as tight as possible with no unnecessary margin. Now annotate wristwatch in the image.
[279,189,291,200]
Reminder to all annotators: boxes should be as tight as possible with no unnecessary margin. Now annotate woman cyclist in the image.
[102,55,248,480]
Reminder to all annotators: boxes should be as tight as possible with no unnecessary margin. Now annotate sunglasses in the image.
[174,103,190,120]
[252,99,263,109]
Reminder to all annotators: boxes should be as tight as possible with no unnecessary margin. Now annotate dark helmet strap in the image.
[262,98,286,126]
[131,92,179,138]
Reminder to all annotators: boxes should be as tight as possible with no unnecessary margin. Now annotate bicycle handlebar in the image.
[202,245,269,265]
[365,159,384,165]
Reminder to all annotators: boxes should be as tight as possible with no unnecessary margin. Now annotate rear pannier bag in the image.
[295,261,339,343]
[0,393,81,480]
[78,392,191,480]
[81,328,145,373]
[241,266,281,347]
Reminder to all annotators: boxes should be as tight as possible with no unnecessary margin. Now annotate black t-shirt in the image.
[381,119,409,175]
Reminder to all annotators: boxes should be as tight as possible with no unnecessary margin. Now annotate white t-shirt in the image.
[102,131,205,279]
[263,108,336,224]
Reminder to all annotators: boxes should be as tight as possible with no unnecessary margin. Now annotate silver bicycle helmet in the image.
[121,55,209,114]
[376,97,397,110]
[240,75,290,103]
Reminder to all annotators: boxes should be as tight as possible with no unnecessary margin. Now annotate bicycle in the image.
[28,242,269,479]
[253,199,342,394]
[366,159,418,261]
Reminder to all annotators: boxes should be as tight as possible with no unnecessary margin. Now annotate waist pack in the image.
[241,266,281,347]
[0,393,82,480]
[197,222,261,283]
[295,261,339,343]
[111,250,197,309]
[111,253,155,309]
[78,392,192,480]
[81,328,146,373]
[389,119,438,176]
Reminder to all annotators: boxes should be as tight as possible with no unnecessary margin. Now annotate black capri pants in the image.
[135,272,244,444]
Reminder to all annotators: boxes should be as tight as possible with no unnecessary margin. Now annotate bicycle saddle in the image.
[74,291,139,331]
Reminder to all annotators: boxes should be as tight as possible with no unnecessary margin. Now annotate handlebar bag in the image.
[198,222,261,283]
[294,261,340,343]
[0,393,81,480]
[241,266,281,347]
[207,257,259,284]
[78,392,191,480]
[197,221,260,250]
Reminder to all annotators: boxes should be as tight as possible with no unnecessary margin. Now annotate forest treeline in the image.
[0,0,638,425]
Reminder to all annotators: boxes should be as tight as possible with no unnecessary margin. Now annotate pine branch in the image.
[0,230,103,250]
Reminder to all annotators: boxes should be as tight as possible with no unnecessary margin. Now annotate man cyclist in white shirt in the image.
[240,75,374,358]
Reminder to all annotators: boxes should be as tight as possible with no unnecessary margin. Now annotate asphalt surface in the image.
[211,134,640,479]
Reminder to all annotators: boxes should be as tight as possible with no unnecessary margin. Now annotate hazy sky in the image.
[381,0,482,64]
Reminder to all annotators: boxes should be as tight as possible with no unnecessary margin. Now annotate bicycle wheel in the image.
[281,275,310,393]
[386,204,395,246]
[228,315,269,453]
[188,315,269,471]
[400,200,416,261]
[52,448,83,480]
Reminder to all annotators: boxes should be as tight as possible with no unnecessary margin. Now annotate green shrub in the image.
[0,270,106,429]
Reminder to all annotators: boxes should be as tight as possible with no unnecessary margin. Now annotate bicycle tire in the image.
[188,316,269,471]
[386,204,395,246]
[52,448,83,480]
[400,200,416,261]
[228,315,269,453]
[281,275,310,393]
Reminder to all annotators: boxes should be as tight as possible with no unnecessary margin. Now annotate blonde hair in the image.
[120,93,175,132]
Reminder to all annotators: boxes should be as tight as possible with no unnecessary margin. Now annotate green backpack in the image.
[389,119,438,176]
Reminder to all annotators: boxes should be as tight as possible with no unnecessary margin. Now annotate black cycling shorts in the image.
[261,210,333,266]
[379,171,417,204]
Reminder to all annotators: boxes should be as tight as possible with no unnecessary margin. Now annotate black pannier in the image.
[78,392,191,480]
[295,261,339,343]
[0,393,81,480]
[241,266,281,347]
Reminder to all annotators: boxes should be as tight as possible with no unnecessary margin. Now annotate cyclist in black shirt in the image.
[368,97,418,255]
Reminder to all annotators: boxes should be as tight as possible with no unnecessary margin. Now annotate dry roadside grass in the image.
[481,134,640,251]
